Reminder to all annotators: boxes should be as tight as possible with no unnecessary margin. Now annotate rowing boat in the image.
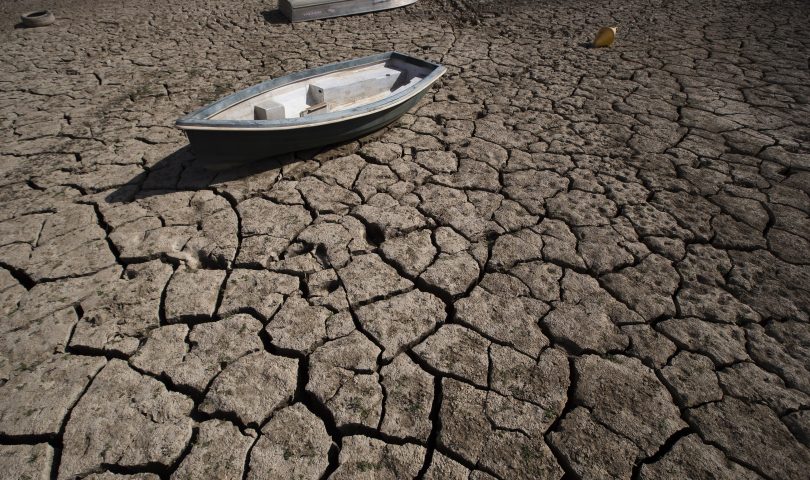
[176,52,445,169]
[279,0,418,22]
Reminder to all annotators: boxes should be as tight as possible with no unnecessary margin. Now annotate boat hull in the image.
[279,0,417,22]
[184,86,426,169]
[177,52,445,170]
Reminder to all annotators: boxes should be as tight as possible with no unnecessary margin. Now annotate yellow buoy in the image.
[593,26,617,47]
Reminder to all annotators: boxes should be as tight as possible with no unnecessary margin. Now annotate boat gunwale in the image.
[175,52,445,132]
[282,0,417,11]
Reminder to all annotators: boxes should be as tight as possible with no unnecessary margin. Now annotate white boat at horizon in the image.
[279,0,418,22]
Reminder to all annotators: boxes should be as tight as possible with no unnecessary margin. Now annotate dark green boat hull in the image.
[184,88,425,170]
[177,52,445,170]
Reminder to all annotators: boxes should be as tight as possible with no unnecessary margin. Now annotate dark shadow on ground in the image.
[104,144,302,203]
[261,10,289,25]
[103,134,373,204]
[104,118,393,203]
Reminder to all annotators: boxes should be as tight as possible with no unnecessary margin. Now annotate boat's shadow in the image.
[104,137,363,204]
[105,117,394,204]
[261,10,289,25]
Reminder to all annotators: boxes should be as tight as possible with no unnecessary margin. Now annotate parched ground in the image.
[0,0,808,478]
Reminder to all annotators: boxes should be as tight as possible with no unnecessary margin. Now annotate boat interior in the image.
[209,57,433,121]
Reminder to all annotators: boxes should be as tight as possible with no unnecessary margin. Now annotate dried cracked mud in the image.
[0,0,809,478]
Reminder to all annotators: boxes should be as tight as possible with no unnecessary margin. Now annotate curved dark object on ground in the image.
[176,51,445,170]
[20,10,55,28]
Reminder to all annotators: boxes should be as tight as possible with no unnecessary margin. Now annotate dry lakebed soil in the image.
[0,0,808,478]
